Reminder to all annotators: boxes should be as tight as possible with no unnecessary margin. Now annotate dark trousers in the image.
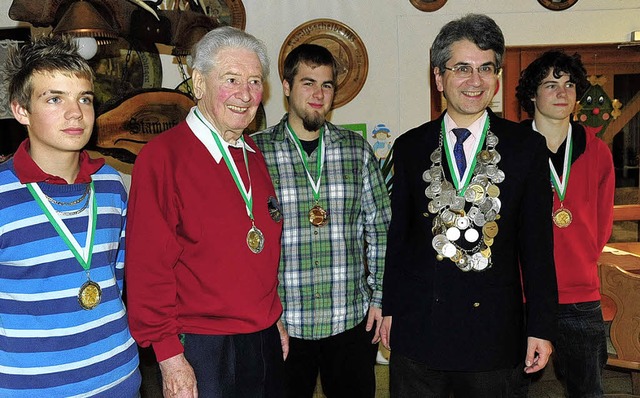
[284,318,378,398]
[554,301,607,398]
[508,360,530,398]
[510,301,608,398]
[182,323,285,398]
[390,352,512,398]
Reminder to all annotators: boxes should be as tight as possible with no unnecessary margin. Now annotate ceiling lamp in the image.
[52,0,119,59]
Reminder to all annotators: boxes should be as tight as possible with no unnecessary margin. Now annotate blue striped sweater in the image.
[0,159,140,397]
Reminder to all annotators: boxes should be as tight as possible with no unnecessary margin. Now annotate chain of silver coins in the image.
[423,128,504,272]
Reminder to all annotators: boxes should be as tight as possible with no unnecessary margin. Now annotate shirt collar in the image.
[531,119,573,138]
[186,106,256,163]
[13,139,105,185]
[444,110,488,139]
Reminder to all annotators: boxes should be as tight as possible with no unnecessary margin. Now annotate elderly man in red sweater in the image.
[126,26,287,398]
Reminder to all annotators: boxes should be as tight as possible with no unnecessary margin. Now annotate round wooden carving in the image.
[409,0,447,12]
[537,0,578,11]
[278,19,369,109]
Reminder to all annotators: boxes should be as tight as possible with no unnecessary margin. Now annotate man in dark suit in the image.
[380,14,558,397]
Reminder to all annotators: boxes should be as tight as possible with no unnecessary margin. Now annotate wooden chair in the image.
[614,204,640,223]
[611,204,640,251]
[599,259,640,394]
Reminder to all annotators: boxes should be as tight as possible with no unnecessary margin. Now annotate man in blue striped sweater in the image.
[0,35,141,397]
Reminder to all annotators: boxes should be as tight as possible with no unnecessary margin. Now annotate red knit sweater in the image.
[125,120,283,362]
[552,125,614,304]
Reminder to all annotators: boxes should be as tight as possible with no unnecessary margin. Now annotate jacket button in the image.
[473,302,480,308]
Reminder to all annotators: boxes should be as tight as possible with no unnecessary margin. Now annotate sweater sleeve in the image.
[116,182,127,294]
[519,132,558,342]
[125,141,185,362]
[381,136,410,317]
[362,141,391,308]
[596,140,615,250]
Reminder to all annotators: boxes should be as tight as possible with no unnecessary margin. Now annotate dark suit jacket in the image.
[382,109,558,372]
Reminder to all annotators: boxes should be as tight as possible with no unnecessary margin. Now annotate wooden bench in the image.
[602,204,640,321]
[598,204,640,394]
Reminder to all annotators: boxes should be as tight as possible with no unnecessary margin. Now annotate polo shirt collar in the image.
[13,139,104,185]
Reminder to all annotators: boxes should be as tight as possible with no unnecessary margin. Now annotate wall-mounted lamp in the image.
[52,0,119,60]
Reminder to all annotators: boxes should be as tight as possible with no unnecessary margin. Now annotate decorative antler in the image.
[125,0,159,20]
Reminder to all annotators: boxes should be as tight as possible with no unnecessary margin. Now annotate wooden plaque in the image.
[409,0,447,12]
[278,19,369,109]
[537,0,579,11]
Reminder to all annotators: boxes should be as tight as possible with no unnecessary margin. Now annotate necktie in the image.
[452,128,471,175]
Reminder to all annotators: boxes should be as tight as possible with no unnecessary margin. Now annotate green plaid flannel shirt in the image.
[252,115,391,339]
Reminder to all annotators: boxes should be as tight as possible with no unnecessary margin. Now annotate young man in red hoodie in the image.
[517,50,615,397]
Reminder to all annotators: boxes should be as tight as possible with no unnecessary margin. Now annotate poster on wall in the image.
[340,123,367,139]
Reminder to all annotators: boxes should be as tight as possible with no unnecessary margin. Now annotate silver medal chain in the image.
[423,128,504,272]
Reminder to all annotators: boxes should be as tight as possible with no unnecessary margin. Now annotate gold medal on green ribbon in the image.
[195,110,265,254]
[548,125,574,228]
[27,182,99,310]
[287,123,329,227]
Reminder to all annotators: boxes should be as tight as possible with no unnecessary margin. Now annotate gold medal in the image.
[465,184,485,203]
[451,250,463,263]
[487,184,500,198]
[78,280,102,310]
[552,207,572,228]
[246,225,265,254]
[309,205,328,227]
[482,220,499,239]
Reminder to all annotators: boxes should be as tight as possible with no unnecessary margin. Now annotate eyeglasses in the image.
[442,64,500,79]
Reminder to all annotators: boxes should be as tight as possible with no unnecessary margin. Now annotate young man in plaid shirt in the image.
[252,43,391,397]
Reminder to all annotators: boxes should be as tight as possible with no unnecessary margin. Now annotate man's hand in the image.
[523,337,553,374]
[159,353,198,398]
[380,316,392,350]
[366,306,383,344]
[276,319,290,360]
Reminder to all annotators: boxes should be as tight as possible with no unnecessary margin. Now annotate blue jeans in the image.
[554,301,607,398]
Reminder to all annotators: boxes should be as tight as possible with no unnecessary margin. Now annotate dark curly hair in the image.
[516,50,589,117]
